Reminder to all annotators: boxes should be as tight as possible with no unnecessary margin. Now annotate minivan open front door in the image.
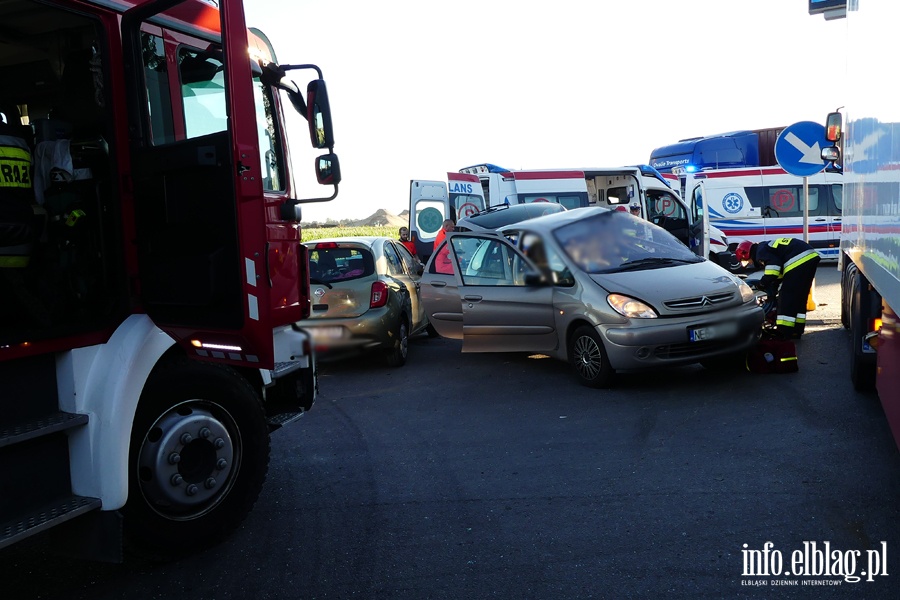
[689,183,711,259]
[123,0,275,366]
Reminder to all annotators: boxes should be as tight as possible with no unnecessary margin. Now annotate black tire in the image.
[123,356,270,560]
[840,260,852,330]
[384,316,409,367]
[849,270,877,391]
[569,325,615,388]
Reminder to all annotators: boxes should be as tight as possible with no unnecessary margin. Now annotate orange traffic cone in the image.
[807,280,817,312]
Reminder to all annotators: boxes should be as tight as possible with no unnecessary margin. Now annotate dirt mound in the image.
[352,209,408,228]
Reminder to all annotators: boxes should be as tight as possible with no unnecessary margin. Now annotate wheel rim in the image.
[137,400,240,520]
[573,334,603,381]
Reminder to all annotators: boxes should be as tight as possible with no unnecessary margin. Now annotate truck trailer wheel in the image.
[123,356,270,560]
[841,260,854,330]
[848,269,877,392]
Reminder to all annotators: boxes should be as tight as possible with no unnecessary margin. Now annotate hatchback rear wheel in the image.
[384,316,409,367]
[570,325,614,388]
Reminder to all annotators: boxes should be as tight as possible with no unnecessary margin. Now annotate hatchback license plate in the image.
[310,326,344,341]
[689,322,739,342]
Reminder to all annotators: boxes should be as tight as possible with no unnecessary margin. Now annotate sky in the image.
[243,0,846,223]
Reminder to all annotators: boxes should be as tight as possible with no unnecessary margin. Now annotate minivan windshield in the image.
[553,210,701,274]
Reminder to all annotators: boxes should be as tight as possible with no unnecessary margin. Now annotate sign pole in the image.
[774,121,826,313]
[803,176,809,243]
[803,174,817,310]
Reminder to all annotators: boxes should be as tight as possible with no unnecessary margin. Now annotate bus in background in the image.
[651,127,784,198]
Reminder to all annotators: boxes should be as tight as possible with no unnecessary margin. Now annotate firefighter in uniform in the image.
[736,238,820,340]
[1,107,48,328]
[0,115,34,258]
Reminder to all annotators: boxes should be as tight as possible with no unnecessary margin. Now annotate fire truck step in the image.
[0,495,102,552]
[0,412,89,449]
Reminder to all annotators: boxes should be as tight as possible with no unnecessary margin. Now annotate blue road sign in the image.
[775,121,828,177]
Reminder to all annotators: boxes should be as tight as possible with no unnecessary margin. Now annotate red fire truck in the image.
[0,0,340,560]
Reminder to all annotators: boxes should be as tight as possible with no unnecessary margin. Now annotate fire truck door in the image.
[123,0,275,366]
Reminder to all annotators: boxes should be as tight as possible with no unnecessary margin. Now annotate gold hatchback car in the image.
[298,237,430,367]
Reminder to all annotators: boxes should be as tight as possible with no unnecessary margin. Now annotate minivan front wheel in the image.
[570,325,614,388]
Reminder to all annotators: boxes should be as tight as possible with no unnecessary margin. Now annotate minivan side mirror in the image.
[524,271,547,286]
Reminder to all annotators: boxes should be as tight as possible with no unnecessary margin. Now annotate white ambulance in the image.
[459,164,590,209]
[682,166,843,260]
[410,164,738,270]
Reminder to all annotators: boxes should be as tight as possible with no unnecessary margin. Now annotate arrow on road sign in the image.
[784,132,823,165]
[775,121,828,177]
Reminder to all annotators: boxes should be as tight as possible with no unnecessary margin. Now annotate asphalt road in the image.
[4,264,900,599]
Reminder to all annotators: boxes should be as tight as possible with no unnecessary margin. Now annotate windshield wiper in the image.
[612,257,700,272]
[310,278,333,289]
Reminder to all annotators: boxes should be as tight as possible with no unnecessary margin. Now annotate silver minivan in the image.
[421,207,764,387]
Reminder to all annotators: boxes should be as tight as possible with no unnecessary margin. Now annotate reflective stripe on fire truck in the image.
[245,257,259,320]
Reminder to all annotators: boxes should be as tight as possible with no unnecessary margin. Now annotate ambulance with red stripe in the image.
[459,163,590,209]
[681,166,842,260]
[410,164,737,270]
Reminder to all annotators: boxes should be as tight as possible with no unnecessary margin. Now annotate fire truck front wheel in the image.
[123,356,270,560]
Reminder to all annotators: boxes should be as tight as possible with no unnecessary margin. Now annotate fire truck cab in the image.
[0,0,340,560]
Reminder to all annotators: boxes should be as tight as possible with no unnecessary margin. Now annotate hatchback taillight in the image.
[370,281,388,308]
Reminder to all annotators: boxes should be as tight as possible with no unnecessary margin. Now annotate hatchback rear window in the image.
[309,247,375,283]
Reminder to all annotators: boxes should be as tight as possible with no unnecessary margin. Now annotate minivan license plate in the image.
[689,322,738,342]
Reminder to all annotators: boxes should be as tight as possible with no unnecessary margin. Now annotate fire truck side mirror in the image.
[316,153,341,186]
[826,111,842,142]
[307,79,334,150]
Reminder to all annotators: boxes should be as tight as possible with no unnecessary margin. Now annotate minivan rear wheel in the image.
[569,325,614,388]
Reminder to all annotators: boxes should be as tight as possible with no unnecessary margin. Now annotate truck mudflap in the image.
[876,303,900,452]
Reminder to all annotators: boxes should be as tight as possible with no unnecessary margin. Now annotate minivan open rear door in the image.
[123,0,275,367]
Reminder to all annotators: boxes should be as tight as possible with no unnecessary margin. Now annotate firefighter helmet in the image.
[735,240,755,263]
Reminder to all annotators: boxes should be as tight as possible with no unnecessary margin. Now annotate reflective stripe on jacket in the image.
[756,237,818,287]
[0,134,32,190]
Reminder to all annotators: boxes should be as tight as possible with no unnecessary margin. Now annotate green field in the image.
[301,225,399,242]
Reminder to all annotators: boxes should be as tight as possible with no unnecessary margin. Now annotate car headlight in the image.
[607,294,658,318]
[737,280,756,303]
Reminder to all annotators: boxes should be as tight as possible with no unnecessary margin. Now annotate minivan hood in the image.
[589,260,745,316]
